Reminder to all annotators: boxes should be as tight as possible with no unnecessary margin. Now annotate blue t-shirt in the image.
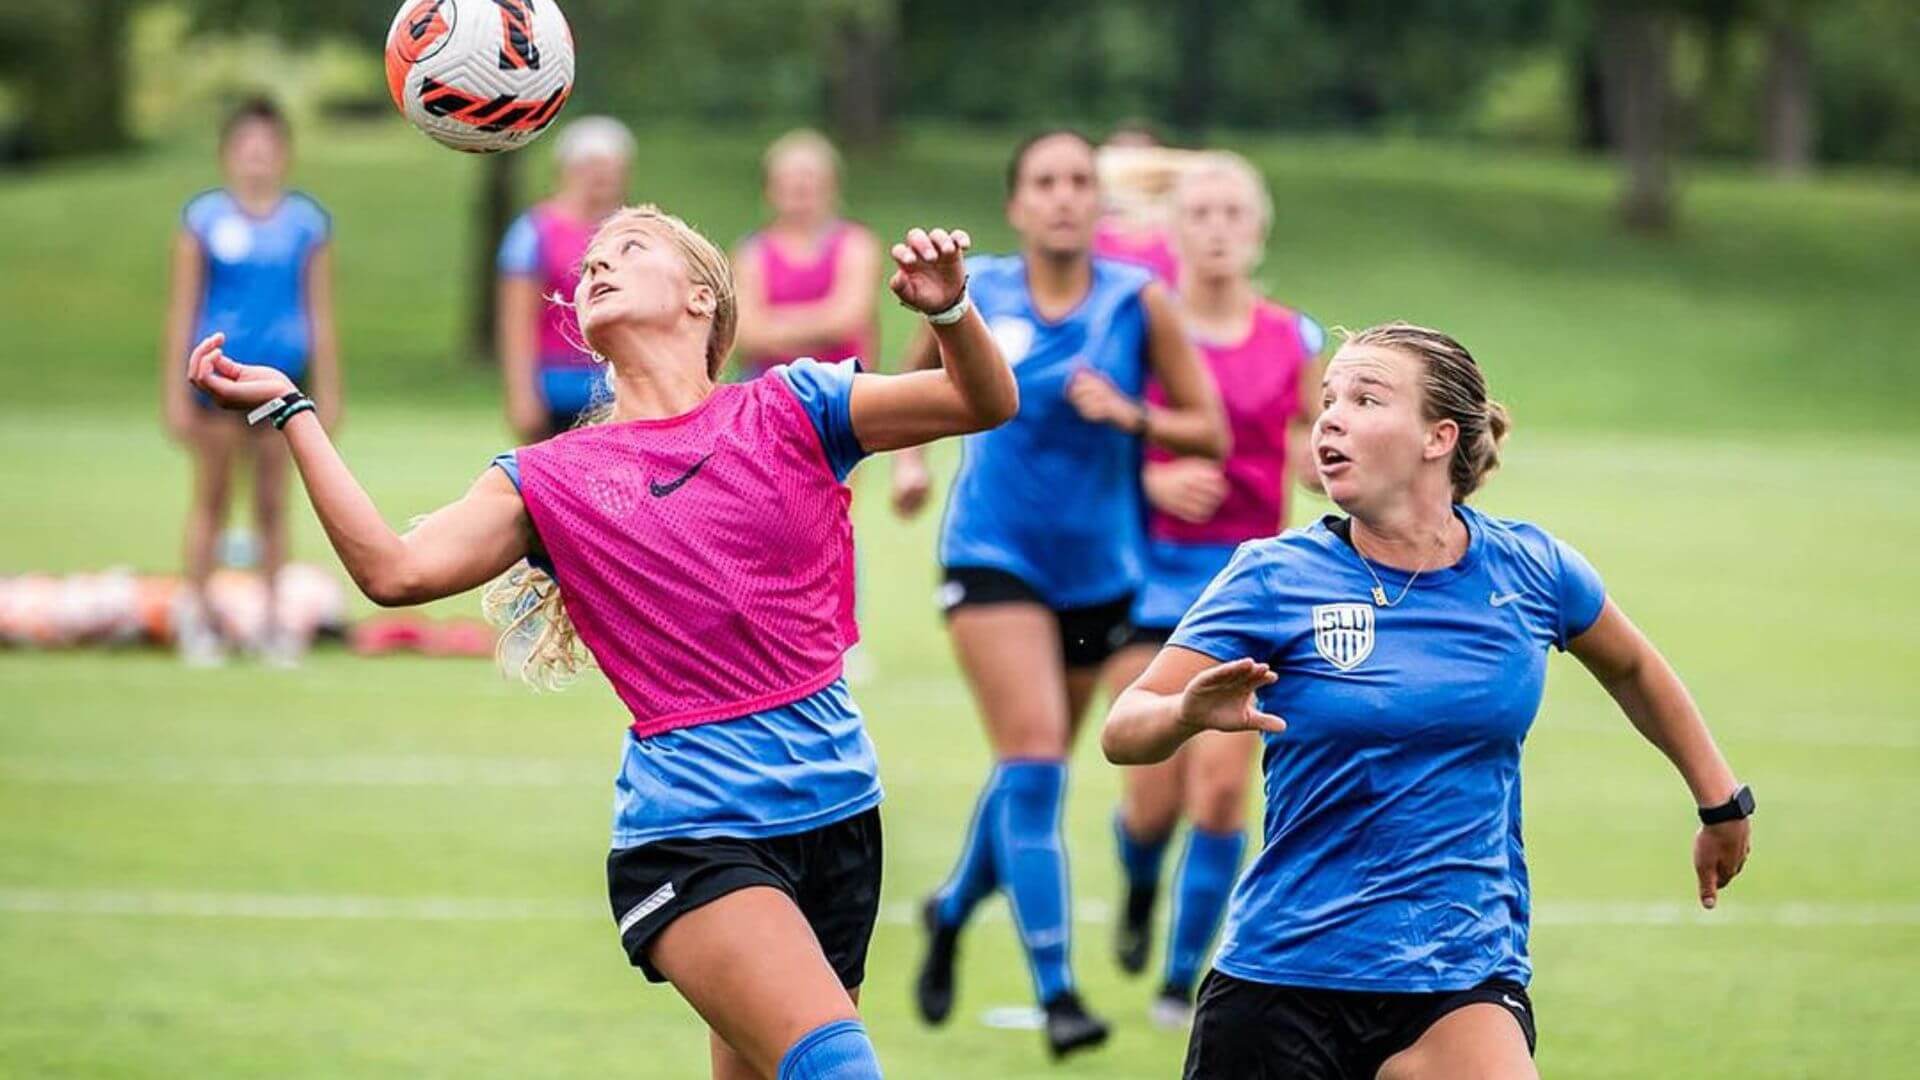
[1132,539,1240,632]
[1168,505,1605,992]
[492,358,881,846]
[183,189,330,381]
[939,255,1155,608]
[496,213,542,277]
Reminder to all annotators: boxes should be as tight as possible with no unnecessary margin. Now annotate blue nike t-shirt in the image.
[939,254,1154,608]
[493,358,882,847]
[1168,504,1605,992]
[183,189,330,381]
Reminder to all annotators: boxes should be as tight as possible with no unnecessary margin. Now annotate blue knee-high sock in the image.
[932,766,1003,930]
[777,1019,883,1080]
[1114,809,1171,891]
[1163,826,1246,995]
[992,759,1074,1005]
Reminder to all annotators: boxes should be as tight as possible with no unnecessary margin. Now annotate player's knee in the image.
[776,1018,881,1080]
[1187,781,1247,833]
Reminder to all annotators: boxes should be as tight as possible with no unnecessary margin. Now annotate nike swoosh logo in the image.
[1489,591,1525,608]
[1501,994,1526,1012]
[648,452,714,498]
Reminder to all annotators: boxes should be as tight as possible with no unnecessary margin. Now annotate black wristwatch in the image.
[1697,784,1755,826]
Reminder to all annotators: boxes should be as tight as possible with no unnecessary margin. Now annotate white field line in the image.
[0,756,605,787]
[2,889,1916,929]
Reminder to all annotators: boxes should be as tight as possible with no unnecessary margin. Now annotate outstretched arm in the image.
[185,333,532,606]
[1103,648,1284,765]
[1569,598,1750,908]
[847,227,1018,453]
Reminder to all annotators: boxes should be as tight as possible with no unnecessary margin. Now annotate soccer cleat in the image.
[1043,990,1110,1060]
[914,896,959,1026]
[1114,882,1156,975]
[1149,984,1194,1031]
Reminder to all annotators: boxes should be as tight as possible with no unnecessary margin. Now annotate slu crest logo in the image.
[1312,603,1375,671]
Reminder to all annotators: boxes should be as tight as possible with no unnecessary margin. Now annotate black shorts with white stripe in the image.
[606,807,882,987]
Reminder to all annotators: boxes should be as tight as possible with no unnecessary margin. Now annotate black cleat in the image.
[1114,882,1156,975]
[914,896,959,1026]
[1043,990,1111,1060]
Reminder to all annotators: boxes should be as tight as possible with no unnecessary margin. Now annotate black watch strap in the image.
[1698,784,1755,825]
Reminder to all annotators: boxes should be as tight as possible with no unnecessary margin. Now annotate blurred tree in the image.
[1759,3,1814,177]
[819,0,898,146]
[0,0,136,159]
[1597,2,1679,231]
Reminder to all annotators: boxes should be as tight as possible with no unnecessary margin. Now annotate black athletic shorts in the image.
[606,807,883,988]
[939,566,1134,669]
[1118,622,1175,651]
[1182,969,1537,1080]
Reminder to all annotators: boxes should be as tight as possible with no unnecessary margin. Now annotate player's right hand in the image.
[185,332,297,411]
[891,451,932,519]
[508,395,549,443]
[1178,657,1285,736]
[1144,459,1229,523]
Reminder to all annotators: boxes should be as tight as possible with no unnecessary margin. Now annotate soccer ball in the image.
[384,0,576,153]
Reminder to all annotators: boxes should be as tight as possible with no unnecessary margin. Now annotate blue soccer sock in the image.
[777,1018,882,1080]
[1163,826,1246,996]
[931,766,1003,931]
[1114,809,1172,892]
[992,759,1074,1005]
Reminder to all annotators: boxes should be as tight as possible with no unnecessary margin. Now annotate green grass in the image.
[3,121,1920,1077]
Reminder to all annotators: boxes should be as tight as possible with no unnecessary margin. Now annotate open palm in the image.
[888,227,971,315]
[1180,658,1286,736]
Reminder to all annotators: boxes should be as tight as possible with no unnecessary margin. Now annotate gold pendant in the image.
[1371,585,1388,607]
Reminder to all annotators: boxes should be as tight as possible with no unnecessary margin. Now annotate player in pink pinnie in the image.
[186,207,1015,1080]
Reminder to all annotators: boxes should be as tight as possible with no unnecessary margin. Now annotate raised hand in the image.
[1693,818,1751,910]
[1066,367,1146,433]
[1178,657,1286,736]
[184,333,298,412]
[889,227,971,315]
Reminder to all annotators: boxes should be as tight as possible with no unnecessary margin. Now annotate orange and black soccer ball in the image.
[384,0,575,153]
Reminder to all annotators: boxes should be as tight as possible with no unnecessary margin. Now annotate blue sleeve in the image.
[497,214,541,276]
[181,190,221,239]
[1168,543,1279,663]
[1552,537,1606,648]
[489,450,522,491]
[774,358,866,482]
[1297,314,1327,356]
[291,193,332,245]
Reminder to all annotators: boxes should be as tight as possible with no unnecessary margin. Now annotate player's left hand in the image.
[186,332,298,411]
[1067,367,1146,432]
[1693,818,1750,909]
[889,227,971,315]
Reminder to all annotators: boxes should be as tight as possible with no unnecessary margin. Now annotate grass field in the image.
[3,120,1919,1077]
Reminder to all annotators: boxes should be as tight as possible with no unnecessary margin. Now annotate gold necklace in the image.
[1350,528,1438,608]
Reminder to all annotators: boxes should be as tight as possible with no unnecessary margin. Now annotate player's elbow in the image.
[973,379,1020,429]
[358,565,426,608]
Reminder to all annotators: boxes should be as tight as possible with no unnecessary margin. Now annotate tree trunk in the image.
[465,152,518,364]
[824,7,895,148]
[1170,0,1222,137]
[1761,16,1815,177]
[1598,5,1675,233]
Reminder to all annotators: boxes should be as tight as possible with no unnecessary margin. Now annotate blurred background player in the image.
[1104,322,1754,1080]
[185,208,1014,1080]
[732,129,880,381]
[1102,151,1328,1028]
[160,97,339,667]
[1092,123,1185,286]
[892,129,1227,1059]
[496,115,635,440]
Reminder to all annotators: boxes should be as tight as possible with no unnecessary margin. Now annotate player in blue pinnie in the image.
[1103,322,1754,1079]
[891,129,1227,1058]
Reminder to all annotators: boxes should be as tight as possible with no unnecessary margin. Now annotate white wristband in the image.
[926,291,971,326]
